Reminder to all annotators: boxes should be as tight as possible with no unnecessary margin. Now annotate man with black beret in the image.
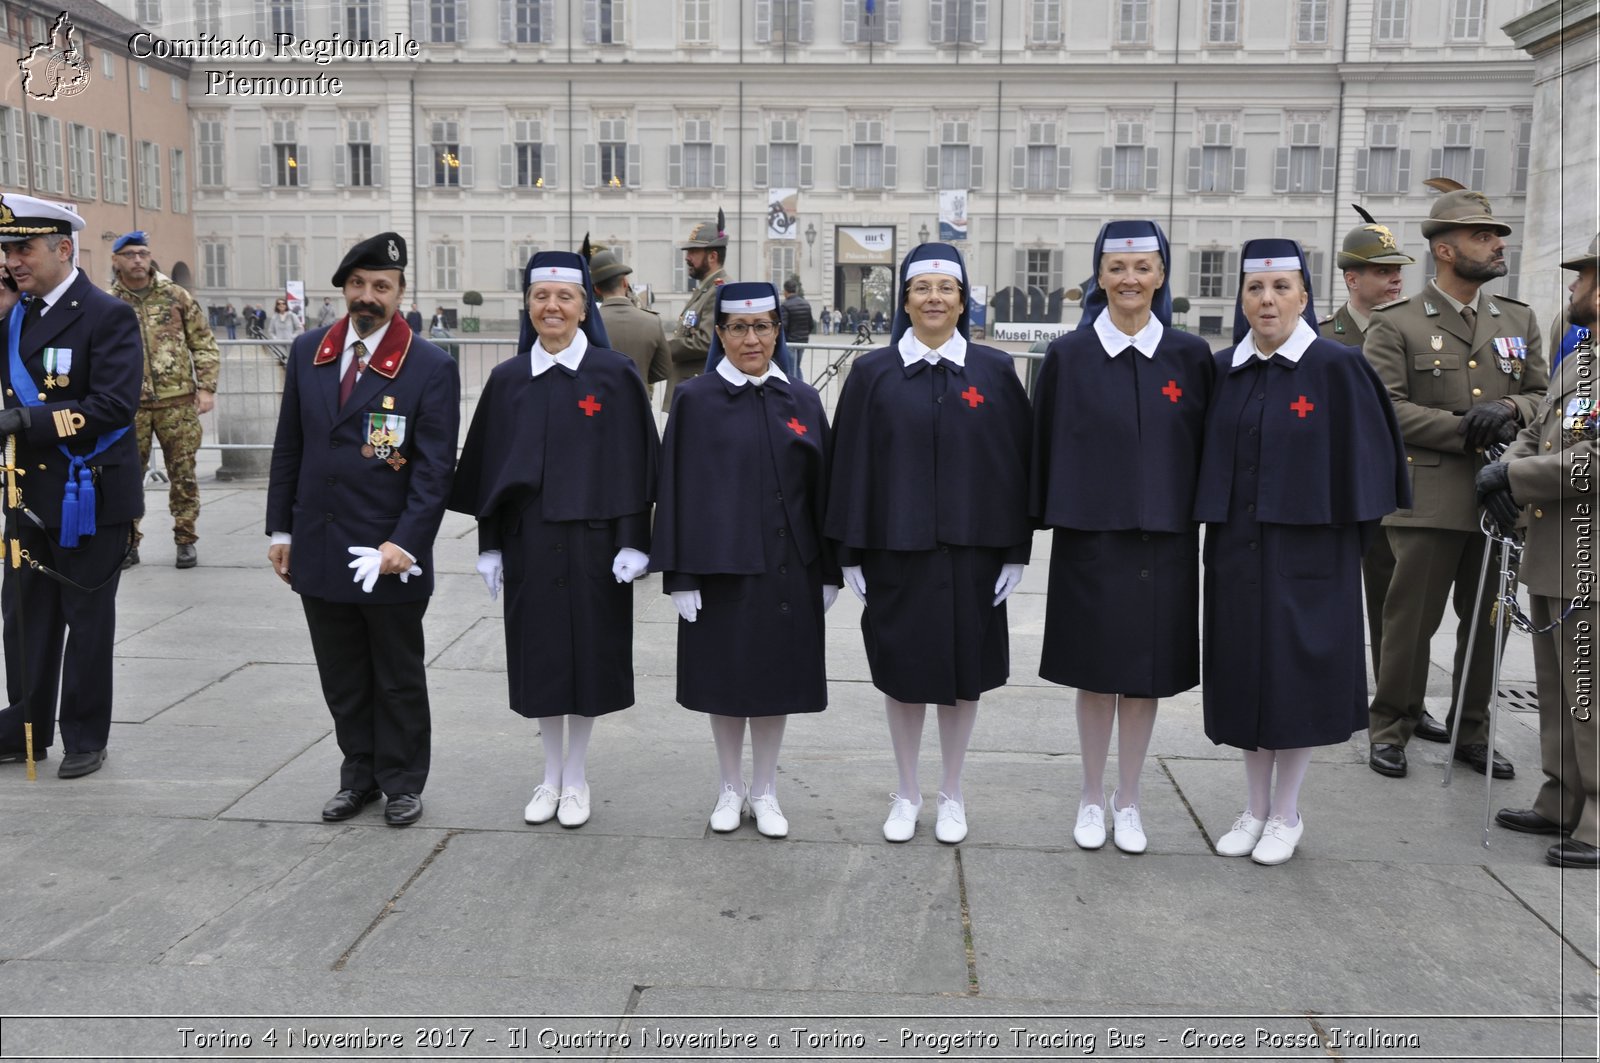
[0,194,143,779]
[266,232,460,826]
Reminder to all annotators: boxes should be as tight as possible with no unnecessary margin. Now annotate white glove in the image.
[346,546,382,594]
[993,563,1025,606]
[842,565,867,604]
[672,588,702,622]
[612,547,650,583]
[397,563,424,584]
[476,550,503,600]
[822,584,840,613]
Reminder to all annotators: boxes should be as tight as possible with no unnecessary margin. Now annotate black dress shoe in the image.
[121,547,140,570]
[1413,711,1450,743]
[384,793,423,826]
[57,749,106,779]
[175,544,197,569]
[1546,838,1600,868]
[322,787,380,821]
[1496,807,1564,835]
[1454,743,1515,779]
[1369,742,1408,777]
[0,747,49,764]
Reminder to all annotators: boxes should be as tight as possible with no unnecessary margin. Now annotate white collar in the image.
[897,329,968,368]
[1093,311,1164,359]
[1232,317,1318,367]
[33,267,80,313]
[345,318,391,357]
[715,356,789,388]
[530,330,589,376]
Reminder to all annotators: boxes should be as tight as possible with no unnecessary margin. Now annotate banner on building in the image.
[286,280,305,319]
[939,190,969,241]
[835,226,896,265]
[767,188,798,239]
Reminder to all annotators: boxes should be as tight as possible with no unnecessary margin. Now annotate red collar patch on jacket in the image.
[313,317,414,378]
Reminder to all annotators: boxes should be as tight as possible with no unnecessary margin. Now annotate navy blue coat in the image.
[1030,326,1214,533]
[266,318,460,604]
[2,271,144,529]
[653,371,837,715]
[1194,338,1407,748]
[824,343,1032,560]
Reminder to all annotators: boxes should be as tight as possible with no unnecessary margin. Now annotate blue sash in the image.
[6,301,129,547]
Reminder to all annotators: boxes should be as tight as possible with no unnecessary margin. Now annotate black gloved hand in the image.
[1457,400,1517,451]
[0,406,31,436]
[1475,461,1521,533]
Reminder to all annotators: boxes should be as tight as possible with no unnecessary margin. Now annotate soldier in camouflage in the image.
[110,232,220,569]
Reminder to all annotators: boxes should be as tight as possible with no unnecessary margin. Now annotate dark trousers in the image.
[1370,526,1505,747]
[301,595,431,795]
[0,520,131,754]
[1362,526,1397,678]
[1530,595,1600,847]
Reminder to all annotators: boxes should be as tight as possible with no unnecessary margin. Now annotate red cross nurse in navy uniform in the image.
[824,243,1032,845]
[1194,238,1407,865]
[1030,220,1214,855]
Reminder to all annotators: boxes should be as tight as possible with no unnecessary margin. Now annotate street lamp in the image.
[804,222,817,265]
[917,222,930,245]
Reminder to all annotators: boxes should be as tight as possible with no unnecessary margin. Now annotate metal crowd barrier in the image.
[195,337,1048,479]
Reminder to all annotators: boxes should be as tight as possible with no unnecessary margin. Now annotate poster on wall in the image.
[835,226,896,265]
[939,190,969,241]
[768,188,798,239]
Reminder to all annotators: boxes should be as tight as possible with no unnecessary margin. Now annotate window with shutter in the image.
[1363,113,1403,194]
[344,0,378,38]
[102,132,129,203]
[1029,0,1061,45]
[1449,0,1484,42]
[196,116,225,188]
[1282,115,1325,194]
[597,115,629,187]
[767,116,801,188]
[433,244,459,292]
[201,242,228,289]
[1117,0,1149,45]
[682,0,711,44]
[431,118,462,187]
[681,115,715,188]
[1435,113,1477,185]
[508,241,539,290]
[1510,110,1531,194]
[847,0,896,43]
[1206,0,1238,44]
[1295,0,1328,44]
[1375,0,1408,43]
[274,243,301,292]
[68,124,96,201]
[851,117,887,189]
[1109,117,1148,191]
[1197,249,1227,299]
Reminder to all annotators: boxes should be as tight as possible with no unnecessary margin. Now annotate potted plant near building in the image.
[461,290,482,332]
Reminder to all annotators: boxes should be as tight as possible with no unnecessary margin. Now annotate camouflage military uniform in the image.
[112,271,221,547]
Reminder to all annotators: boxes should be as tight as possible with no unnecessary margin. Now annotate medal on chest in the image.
[1564,396,1597,445]
[41,347,72,389]
[362,411,408,466]
[1492,336,1528,379]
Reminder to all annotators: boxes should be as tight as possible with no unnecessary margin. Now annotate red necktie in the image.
[339,340,367,408]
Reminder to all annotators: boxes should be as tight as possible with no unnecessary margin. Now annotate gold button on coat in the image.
[1468,360,1478,369]
[1472,388,1482,397]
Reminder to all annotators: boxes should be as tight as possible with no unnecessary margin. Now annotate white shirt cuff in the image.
[270,532,292,546]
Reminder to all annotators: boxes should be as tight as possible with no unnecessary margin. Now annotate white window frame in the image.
[67,122,97,201]
[101,131,129,204]
[681,0,711,45]
[197,116,225,187]
[433,243,460,292]
[0,107,28,188]
[1028,0,1062,46]
[1375,0,1409,43]
[1205,0,1240,46]
[30,114,64,195]
[137,139,162,210]
[1448,0,1485,42]
[170,147,186,213]
[1294,0,1328,44]
[273,241,301,292]
[1116,0,1149,46]
[201,241,228,289]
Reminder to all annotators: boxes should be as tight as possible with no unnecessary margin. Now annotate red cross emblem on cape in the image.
[1162,380,1182,403]
[1290,395,1315,418]
[312,317,413,379]
[961,385,984,408]
[578,394,603,417]
[786,417,807,436]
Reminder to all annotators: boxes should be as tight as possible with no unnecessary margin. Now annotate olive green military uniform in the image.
[667,267,726,405]
[1321,212,1417,679]
[1500,236,1600,849]
[1366,271,1546,750]
[111,270,220,549]
[600,295,671,388]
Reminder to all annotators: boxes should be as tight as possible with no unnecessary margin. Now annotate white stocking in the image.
[536,716,564,791]
[1269,747,1314,826]
[748,715,788,797]
[1114,696,1159,808]
[1242,747,1274,820]
[708,714,747,792]
[562,715,596,791]
[936,699,980,803]
[884,697,927,800]
[1075,690,1117,804]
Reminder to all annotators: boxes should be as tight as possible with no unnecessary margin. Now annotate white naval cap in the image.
[0,193,84,242]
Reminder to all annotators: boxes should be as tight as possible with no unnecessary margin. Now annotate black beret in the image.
[332,232,407,287]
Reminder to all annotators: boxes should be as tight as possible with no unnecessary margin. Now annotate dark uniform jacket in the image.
[2,271,144,529]
[266,317,460,604]
[1364,282,1546,532]
[1504,341,1599,601]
